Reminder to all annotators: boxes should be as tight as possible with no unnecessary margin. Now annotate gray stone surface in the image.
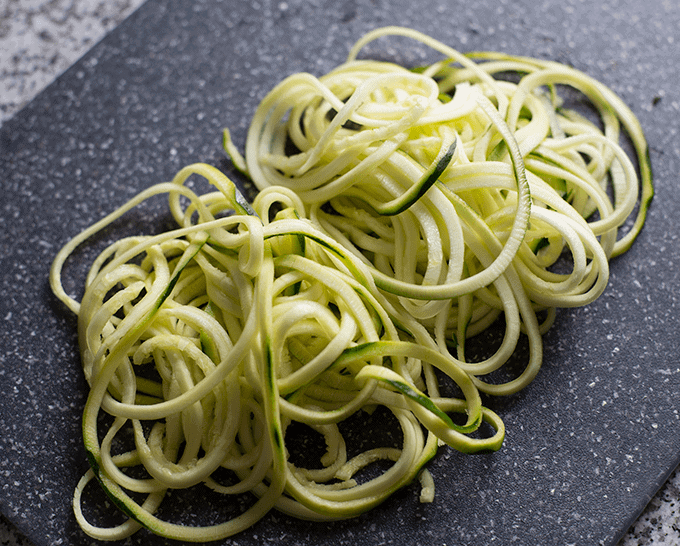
[1,0,679,544]
[0,0,144,126]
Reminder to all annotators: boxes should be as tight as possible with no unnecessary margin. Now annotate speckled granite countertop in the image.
[0,0,145,125]
[1,1,679,545]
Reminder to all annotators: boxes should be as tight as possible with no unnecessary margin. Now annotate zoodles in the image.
[50,26,651,541]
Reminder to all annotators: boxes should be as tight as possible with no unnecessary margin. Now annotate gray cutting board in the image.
[2,0,680,544]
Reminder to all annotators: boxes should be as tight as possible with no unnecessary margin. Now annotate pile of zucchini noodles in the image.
[50,27,652,542]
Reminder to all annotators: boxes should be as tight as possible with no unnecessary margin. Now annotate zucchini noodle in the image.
[50,26,651,542]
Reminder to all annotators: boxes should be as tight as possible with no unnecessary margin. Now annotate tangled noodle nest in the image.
[50,26,651,542]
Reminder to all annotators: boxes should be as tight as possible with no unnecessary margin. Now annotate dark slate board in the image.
[1,0,679,545]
